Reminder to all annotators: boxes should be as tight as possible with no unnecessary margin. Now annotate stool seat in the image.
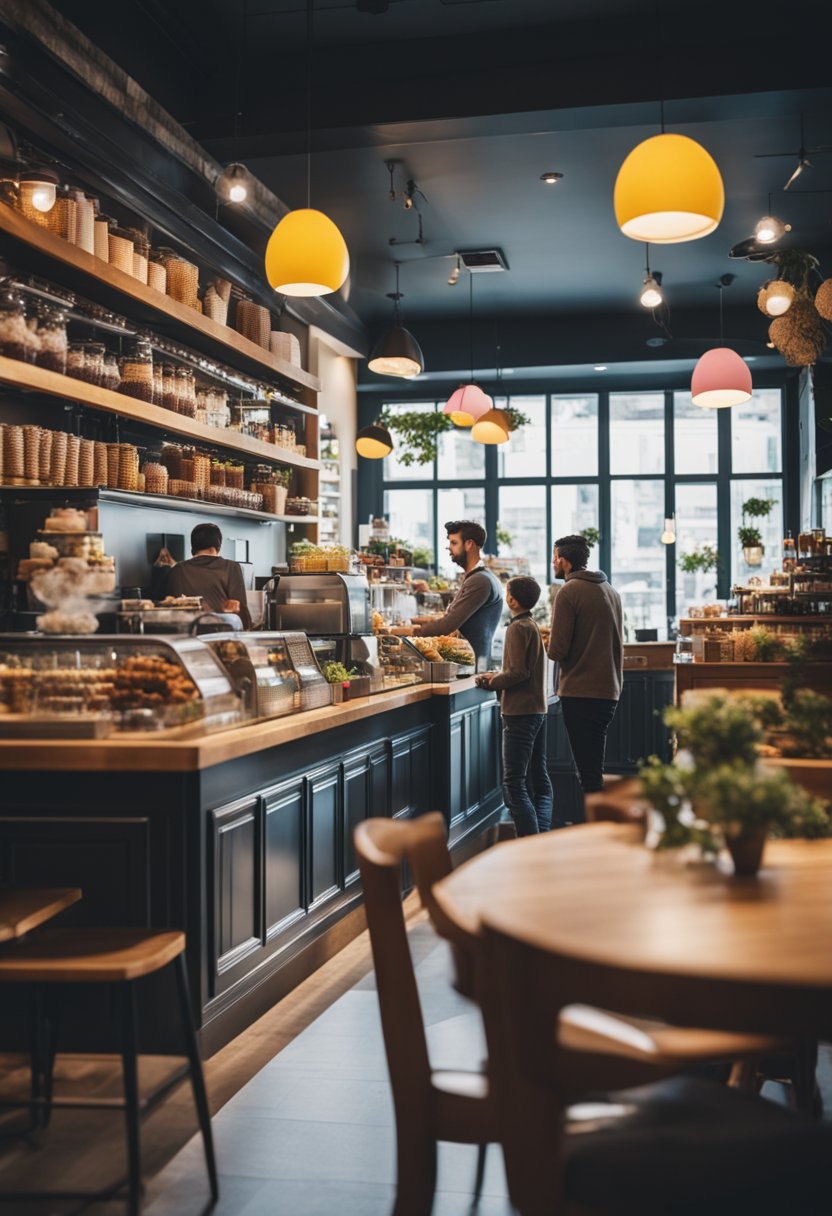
[0,928,185,983]
[0,888,82,942]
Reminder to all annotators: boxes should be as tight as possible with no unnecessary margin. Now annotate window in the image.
[674,393,718,475]
[498,484,549,582]
[551,483,600,565]
[731,479,784,585]
[551,395,598,477]
[383,489,434,560]
[437,487,486,578]
[437,422,486,480]
[675,483,718,609]
[731,390,782,474]
[382,402,436,481]
[499,395,547,478]
[610,392,664,475]
[611,480,666,633]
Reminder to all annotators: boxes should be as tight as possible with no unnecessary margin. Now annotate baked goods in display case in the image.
[15,507,117,633]
[406,636,476,672]
[0,636,242,736]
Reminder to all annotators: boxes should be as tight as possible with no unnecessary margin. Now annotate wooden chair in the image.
[0,928,217,1215]
[479,920,832,1216]
[408,813,788,1094]
[354,817,499,1216]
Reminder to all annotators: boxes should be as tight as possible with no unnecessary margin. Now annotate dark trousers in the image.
[501,713,553,836]
[560,696,619,794]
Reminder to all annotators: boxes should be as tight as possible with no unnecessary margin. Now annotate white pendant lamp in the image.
[614,132,724,244]
[691,281,752,409]
[660,517,676,544]
[264,1,349,297]
[445,272,493,427]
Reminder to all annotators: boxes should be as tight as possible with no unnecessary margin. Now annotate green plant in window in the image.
[378,403,530,467]
[741,496,776,520]
[738,525,763,548]
[495,523,513,550]
[678,544,720,575]
[580,526,601,549]
[412,545,434,569]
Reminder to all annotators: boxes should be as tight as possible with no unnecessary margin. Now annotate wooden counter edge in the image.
[0,681,494,773]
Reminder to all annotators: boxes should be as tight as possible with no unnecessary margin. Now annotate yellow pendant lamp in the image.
[614,133,724,244]
[264,1,349,297]
[471,408,511,444]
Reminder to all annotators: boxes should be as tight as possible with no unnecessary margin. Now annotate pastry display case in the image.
[202,630,331,717]
[0,634,242,736]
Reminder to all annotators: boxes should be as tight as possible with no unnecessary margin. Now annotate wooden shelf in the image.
[101,488,320,526]
[0,203,321,395]
[0,357,320,471]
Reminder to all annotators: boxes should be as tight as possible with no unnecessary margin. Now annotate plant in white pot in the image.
[739,496,776,567]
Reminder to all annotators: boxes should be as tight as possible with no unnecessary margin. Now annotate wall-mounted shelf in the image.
[0,203,321,396]
[0,357,320,471]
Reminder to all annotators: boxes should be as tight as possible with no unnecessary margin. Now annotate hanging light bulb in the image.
[640,273,663,309]
[691,348,752,409]
[471,408,511,444]
[368,264,424,378]
[448,257,461,287]
[660,517,676,545]
[754,214,791,245]
[264,0,349,297]
[19,169,59,213]
[614,133,724,243]
[445,384,492,427]
[216,162,252,204]
[355,421,394,459]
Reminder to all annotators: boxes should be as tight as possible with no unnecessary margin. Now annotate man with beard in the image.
[412,520,503,668]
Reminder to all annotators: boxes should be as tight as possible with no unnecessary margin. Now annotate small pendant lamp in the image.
[264,1,349,297]
[444,273,492,426]
[471,407,510,444]
[368,263,424,378]
[355,420,394,459]
[614,132,724,244]
[691,282,752,409]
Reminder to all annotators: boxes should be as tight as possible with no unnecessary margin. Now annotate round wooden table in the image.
[433,823,832,1036]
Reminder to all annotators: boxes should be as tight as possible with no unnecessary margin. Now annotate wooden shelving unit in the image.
[0,203,321,395]
[0,356,320,470]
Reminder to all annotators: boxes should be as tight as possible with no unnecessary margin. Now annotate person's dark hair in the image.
[445,519,486,549]
[191,523,223,555]
[507,576,541,610]
[554,533,590,571]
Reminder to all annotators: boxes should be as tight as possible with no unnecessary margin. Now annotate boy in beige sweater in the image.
[477,577,552,835]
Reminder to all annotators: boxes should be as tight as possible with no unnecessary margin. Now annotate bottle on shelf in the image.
[782,530,796,573]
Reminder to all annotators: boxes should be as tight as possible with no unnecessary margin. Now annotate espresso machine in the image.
[265,572,384,690]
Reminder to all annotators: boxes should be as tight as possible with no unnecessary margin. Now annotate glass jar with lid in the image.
[102,352,121,392]
[35,306,68,375]
[175,367,196,418]
[119,339,154,402]
[84,341,106,387]
[0,289,38,363]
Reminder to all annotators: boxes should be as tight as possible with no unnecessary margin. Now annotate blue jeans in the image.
[501,713,553,836]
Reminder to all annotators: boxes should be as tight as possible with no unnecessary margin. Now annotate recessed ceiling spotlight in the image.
[540,171,564,185]
[594,365,608,372]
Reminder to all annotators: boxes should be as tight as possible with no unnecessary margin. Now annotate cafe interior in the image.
[0,0,832,1212]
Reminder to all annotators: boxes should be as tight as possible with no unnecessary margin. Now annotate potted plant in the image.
[678,544,720,596]
[738,496,776,567]
[580,526,601,550]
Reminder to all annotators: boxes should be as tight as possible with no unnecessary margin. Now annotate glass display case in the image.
[202,631,331,717]
[0,635,242,736]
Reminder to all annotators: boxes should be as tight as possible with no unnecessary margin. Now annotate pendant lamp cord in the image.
[719,283,724,341]
[306,0,313,209]
[469,271,474,382]
[394,262,401,323]
[656,0,665,133]
[645,242,651,277]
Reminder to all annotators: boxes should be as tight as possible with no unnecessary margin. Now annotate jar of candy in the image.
[84,341,106,387]
[0,290,37,363]
[102,352,121,392]
[35,306,68,375]
[119,338,154,402]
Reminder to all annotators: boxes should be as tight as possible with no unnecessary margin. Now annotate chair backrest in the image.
[355,815,447,1126]
[584,776,648,835]
[406,812,479,998]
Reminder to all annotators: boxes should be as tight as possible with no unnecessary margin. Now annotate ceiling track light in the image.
[215,162,251,205]
[754,193,791,245]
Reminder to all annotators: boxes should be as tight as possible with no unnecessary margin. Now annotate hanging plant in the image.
[378,402,530,467]
[768,296,826,367]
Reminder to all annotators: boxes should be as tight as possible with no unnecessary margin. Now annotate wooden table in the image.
[0,888,82,943]
[434,823,832,1037]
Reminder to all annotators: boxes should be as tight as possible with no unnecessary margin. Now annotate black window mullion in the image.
[598,390,611,575]
[717,405,733,599]
[665,390,676,622]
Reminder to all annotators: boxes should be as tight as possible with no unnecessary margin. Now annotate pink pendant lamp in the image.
[444,383,493,427]
[691,347,752,409]
[443,271,492,426]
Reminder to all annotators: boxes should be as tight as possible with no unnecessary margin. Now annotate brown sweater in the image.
[489,612,547,715]
[166,555,252,629]
[547,570,623,700]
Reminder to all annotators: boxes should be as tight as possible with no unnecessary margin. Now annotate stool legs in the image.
[174,953,218,1201]
[120,983,143,1216]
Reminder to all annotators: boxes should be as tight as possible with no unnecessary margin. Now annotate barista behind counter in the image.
[166,523,252,629]
[412,520,502,668]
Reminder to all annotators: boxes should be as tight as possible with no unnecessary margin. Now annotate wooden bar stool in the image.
[0,927,218,1215]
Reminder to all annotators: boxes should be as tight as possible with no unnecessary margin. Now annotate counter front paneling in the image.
[0,679,501,1056]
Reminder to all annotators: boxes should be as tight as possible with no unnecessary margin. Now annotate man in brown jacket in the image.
[477,576,552,835]
[547,534,623,794]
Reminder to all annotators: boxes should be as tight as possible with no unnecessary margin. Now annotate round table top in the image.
[433,823,832,991]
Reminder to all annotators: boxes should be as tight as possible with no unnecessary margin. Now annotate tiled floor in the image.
[143,925,513,1216]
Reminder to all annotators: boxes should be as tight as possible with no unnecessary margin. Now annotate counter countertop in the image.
[0,677,490,774]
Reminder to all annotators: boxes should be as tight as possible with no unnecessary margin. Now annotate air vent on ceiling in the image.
[458,249,509,273]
